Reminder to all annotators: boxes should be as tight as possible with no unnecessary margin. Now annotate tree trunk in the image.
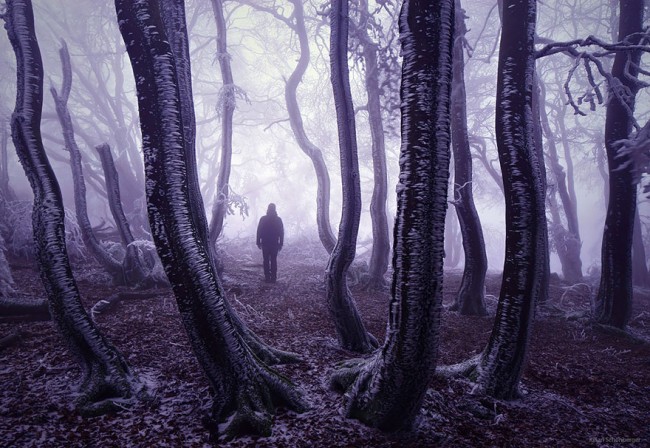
[95,143,135,247]
[331,0,454,430]
[475,0,541,399]
[359,0,390,289]
[0,232,15,297]
[594,0,644,329]
[115,0,306,437]
[325,0,377,354]
[5,0,142,415]
[285,0,336,254]
[449,0,488,316]
[50,40,124,282]
[208,0,235,247]
[632,204,650,287]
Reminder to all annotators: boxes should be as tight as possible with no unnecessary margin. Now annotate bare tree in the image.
[331,0,454,429]
[5,0,144,414]
[115,0,306,437]
[326,0,377,354]
[448,0,488,316]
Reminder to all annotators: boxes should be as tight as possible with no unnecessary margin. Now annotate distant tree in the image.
[331,0,454,429]
[4,0,144,414]
[594,0,645,328]
[207,0,235,247]
[448,0,488,316]
[352,0,391,289]
[115,0,306,437]
[326,0,377,354]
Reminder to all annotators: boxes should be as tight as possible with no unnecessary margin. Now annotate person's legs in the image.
[262,247,271,281]
[270,249,278,282]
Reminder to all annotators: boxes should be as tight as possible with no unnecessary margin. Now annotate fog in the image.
[0,0,648,276]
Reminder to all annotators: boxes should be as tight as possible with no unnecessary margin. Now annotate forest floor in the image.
[1,240,649,448]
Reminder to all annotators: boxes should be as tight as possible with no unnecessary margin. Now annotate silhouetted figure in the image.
[256,203,284,282]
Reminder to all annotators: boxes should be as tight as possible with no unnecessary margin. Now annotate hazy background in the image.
[0,0,648,275]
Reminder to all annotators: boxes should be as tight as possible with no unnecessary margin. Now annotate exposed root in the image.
[90,290,167,318]
[76,363,148,417]
[435,354,481,380]
[329,357,369,392]
[590,322,649,345]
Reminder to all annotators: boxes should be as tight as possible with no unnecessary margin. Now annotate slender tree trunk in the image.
[325,0,376,354]
[208,0,235,246]
[359,0,390,289]
[285,0,336,254]
[5,0,142,414]
[632,203,650,287]
[0,232,15,297]
[331,0,454,430]
[115,0,306,437]
[474,0,541,399]
[95,143,134,247]
[449,0,487,316]
[50,41,124,282]
[594,0,643,329]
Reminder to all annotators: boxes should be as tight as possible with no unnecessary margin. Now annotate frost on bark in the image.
[49,41,124,282]
[448,0,487,316]
[326,0,377,354]
[159,0,297,366]
[472,0,542,399]
[115,0,306,437]
[357,0,390,290]
[285,0,336,254]
[207,0,235,247]
[4,0,143,414]
[331,0,454,429]
[594,0,644,328]
[0,232,15,298]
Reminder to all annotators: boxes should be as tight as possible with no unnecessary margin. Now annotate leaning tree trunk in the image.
[594,0,643,329]
[5,0,142,414]
[449,0,488,316]
[474,0,542,399]
[115,0,306,437]
[325,0,377,354]
[286,0,336,254]
[50,40,124,282]
[331,0,454,430]
[359,0,390,289]
[159,0,298,366]
[208,0,235,247]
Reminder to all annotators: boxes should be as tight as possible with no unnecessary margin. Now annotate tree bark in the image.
[358,0,390,289]
[208,0,235,247]
[115,0,306,437]
[285,0,336,254]
[5,0,143,415]
[449,0,488,316]
[331,0,454,430]
[475,0,542,399]
[325,0,377,354]
[594,0,644,329]
[632,204,649,287]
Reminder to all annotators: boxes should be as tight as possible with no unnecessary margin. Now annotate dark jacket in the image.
[257,212,283,250]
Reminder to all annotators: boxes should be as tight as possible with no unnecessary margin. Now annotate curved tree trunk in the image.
[331,0,454,430]
[208,0,235,246]
[359,0,390,289]
[449,0,488,316]
[594,0,643,329]
[50,40,124,282]
[115,0,306,437]
[5,0,142,414]
[474,0,542,399]
[286,0,336,254]
[160,0,297,366]
[325,0,377,354]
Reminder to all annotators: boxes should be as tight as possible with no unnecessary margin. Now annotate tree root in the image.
[213,366,308,440]
[329,357,369,392]
[591,322,649,345]
[435,354,481,380]
[90,290,167,317]
[0,297,50,322]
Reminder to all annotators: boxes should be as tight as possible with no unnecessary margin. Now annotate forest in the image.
[0,0,649,446]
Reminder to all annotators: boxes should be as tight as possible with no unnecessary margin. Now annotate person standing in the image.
[256,203,284,282]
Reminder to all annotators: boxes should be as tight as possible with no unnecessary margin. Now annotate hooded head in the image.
[267,203,277,216]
